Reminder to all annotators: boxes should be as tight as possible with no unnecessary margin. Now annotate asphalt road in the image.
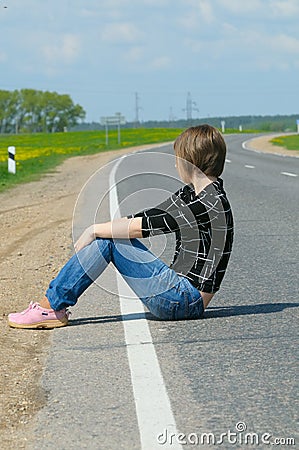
[32,135,298,449]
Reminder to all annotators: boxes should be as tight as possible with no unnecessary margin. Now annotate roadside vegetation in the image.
[1,127,291,193]
[271,134,299,151]
[78,115,299,133]
[0,128,183,192]
[0,89,85,134]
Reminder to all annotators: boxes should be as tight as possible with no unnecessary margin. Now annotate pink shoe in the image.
[8,301,70,329]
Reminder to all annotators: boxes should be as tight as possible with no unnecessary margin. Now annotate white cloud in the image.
[78,5,123,20]
[179,12,199,31]
[180,0,214,29]
[237,29,299,56]
[255,59,290,71]
[184,22,299,73]
[79,8,98,18]
[97,0,131,6]
[221,22,238,34]
[123,46,144,63]
[269,33,299,54]
[42,34,81,65]
[143,0,171,5]
[1,0,299,118]
[216,0,299,20]
[0,51,7,63]
[121,43,172,72]
[216,0,263,14]
[270,0,299,18]
[149,56,171,70]
[101,23,142,43]
[184,38,203,53]
[198,0,214,23]
[62,35,81,62]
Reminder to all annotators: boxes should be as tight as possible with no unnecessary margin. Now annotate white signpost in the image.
[221,120,225,133]
[8,146,16,174]
[100,113,126,145]
[296,119,299,133]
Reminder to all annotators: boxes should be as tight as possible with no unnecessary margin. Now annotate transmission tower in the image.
[169,106,176,124]
[183,92,199,121]
[134,92,142,127]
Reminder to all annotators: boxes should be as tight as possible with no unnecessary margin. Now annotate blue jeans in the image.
[46,238,204,321]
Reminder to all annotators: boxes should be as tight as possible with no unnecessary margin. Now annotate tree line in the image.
[132,114,299,132]
[0,89,86,134]
[74,114,299,133]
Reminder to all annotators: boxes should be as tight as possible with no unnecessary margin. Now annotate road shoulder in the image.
[243,134,299,157]
[0,142,167,449]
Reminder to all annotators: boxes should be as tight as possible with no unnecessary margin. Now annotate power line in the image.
[134,92,142,127]
[183,91,199,121]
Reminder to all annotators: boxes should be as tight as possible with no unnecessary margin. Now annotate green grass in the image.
[0,127,261,193]
[0,128,183,193]
[271,134,299,151]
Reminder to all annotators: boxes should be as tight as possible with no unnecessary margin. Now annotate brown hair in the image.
[174,124,226,177]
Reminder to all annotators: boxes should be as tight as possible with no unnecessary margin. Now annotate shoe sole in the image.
[8,317,68,329]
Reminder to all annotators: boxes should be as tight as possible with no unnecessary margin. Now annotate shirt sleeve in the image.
[129,186,205,238]
[129,192,180,237]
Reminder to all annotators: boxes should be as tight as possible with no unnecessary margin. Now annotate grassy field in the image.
[0,128,183,192]
[0,127,260,193]
[271,134,299,150]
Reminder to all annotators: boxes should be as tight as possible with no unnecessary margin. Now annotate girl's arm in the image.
[74,217,143,252]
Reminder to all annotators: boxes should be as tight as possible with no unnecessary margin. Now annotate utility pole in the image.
[183,92,199,122]
[169,107,176,127]
[134,92,142,128]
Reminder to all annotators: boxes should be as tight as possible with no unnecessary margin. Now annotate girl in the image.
[8,125,234,328]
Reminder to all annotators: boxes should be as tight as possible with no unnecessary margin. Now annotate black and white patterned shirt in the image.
[131,178,234,293]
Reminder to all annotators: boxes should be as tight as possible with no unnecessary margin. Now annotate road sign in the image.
[100,113,126,126]
[100,113,126,145]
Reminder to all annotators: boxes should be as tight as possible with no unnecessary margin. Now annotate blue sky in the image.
[1,0,299,122]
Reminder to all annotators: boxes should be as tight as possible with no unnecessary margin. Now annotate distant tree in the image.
[20,89,44,133]
[43,92,85,132]
[0,90,21,133]
[0,89,86,134]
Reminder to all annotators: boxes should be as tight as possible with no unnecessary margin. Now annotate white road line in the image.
[109,156,182,450]
[242,139,262,154]
[225,158,231,163]
[245,164,255,169]
[281,171,298,178]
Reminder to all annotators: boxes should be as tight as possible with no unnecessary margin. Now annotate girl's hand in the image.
[74,225,96,252]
